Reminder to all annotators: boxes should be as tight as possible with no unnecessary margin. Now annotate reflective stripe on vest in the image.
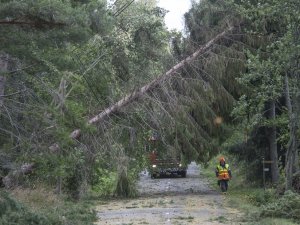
[217,164,230,180]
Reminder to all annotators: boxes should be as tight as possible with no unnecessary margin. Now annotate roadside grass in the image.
[201,154,299,225]
[214,215,229,223]
[247,218,297,225]
[174,215,194,222]
[157,199,167,206]
[142,202,155,208]
[1,186,97,225]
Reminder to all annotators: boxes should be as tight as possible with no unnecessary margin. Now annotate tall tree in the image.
[0,0,112,192]
[231,0,300,188]
[267,100,280,183]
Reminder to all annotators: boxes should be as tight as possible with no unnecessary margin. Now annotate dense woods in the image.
[0,0,299,223]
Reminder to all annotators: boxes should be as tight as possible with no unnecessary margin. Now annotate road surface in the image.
[95,162,241,224]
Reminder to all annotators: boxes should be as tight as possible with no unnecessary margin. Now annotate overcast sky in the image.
[157,0,192,31]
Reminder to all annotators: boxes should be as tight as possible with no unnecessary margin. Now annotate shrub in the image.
[0,190,57,225]
[92,170,117,196]
[59,201,97,225]
[0,190,96,225]
[248,189,276,206]
[114,169,137,198]
[260,190,300,220]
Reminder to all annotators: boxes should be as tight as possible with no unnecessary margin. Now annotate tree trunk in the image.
[0,76,5,108]
[268,100,280,184]
[70,27,234,139]
[292,78,300,173]
[0,54,8,110]
[291,96,299,174]
[284,73,298,190]
[55,77,68,195]
[55,176,62,195]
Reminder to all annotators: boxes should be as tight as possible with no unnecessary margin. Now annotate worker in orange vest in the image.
[215,157,232,192]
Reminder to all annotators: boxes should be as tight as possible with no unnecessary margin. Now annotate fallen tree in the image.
[70,27,234,139]
[2,27,234,189]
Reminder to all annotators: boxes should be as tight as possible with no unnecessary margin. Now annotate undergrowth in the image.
[92,167,138,198]
[0,188,96,225]
[260,190,300,220]
[0,191,51,225]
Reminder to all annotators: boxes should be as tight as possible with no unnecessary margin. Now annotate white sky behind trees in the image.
[157,0,193,31]
[108,0,193,31]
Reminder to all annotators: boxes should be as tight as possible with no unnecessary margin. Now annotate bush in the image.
[114,169,137,198]
[92,170,117,196]
[0,190,97,225]
[260,190,300,220]
[247,189,276,206]
[0,190,57,225]
[58,201,96,225]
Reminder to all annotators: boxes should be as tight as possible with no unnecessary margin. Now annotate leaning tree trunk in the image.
[0,76,5,109]
[54,77,68,195]
[284,73,299,190]
[70,27,234,140]
[268,100,280,184]
[0,54,8,111]
[0,74,4,190]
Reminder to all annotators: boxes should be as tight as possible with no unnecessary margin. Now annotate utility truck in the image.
[147,131,187,178]
[148,151,187,178]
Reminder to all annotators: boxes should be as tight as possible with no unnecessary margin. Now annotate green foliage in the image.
[186,0,238,43]
[228,0,300,189]
[56,201,96,225]
[92,169,117,197]
[248,218,297,225]
[201,0,300,182]
[169,0,251,163]
[0,190,58,225]
[258,191,300,220]
[0,0,108,185]
[246,189,276,206]
[0,190,96,225]
[114,169,137,198]
[91,161,139,198]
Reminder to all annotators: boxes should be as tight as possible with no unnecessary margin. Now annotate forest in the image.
[0,0,299,224]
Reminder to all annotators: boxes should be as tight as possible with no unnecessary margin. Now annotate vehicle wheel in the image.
[181,171,187,178]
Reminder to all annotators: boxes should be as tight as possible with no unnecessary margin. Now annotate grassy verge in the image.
[0,186,97,225]
[201,154,299,225]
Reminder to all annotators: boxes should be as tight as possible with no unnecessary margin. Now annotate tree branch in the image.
[0,89,27,97]
[0,19,66,28]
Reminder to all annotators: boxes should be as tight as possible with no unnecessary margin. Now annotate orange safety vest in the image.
[216,164,230,180]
